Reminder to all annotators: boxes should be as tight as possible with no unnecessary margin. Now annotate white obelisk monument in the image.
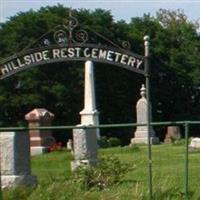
[79,60,100,134]
[71,61,99,170]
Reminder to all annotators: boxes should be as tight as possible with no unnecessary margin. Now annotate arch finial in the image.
[140,84,146,98]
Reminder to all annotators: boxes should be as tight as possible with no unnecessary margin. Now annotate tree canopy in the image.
[0,5,200,143]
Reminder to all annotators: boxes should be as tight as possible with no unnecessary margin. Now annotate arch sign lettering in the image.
[0,12,146,80]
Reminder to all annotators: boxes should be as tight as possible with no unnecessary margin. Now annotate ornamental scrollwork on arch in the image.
[20,9,132,53]
[53,11,88,45]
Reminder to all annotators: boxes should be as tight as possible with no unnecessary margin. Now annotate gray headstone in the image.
[71,127,98,170]
[0,132,37,188]
[130,84,159,145]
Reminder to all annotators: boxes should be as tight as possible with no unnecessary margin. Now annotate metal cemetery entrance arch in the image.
[0,44,144,79]
[0,12,145,79]
[0,11,153,198]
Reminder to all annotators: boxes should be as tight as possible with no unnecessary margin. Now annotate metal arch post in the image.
[144,35,153,200]
[184,122,189,200]
[0,176,2,200]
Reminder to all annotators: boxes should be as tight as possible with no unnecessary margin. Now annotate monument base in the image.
[30,146,49,156]
[164,138,172,144]
[1,175,37,189]
[71,159,98,171]
[130,137,159,145]
[71,127,98,171]
[189,138,200,149]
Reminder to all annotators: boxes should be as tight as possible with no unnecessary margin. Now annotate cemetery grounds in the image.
[2,142,200,200]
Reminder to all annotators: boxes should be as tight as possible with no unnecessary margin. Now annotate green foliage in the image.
[0,5,200,140]
[99,136,121,148]
[2,186,34,200]
[150,9,200,122]
[73,156,133,190]
[99,136,108,148]
[172,138,186,145]
[108,137,121,147]
[129,144,140,152]
[2,145,200,199]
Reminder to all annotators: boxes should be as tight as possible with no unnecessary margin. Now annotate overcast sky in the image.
[1,0,200,23]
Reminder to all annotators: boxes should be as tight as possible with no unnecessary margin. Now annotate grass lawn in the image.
[2,144,200,200]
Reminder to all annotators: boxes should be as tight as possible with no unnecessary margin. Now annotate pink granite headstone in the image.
[164,126,181,143]
[25,108,55,155]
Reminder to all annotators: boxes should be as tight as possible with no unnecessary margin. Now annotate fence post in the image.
[184,122,189,200]
[0,172,2,200]
[144,35,153,200]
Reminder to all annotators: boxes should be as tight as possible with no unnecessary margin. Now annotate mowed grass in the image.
[2,144,200,200]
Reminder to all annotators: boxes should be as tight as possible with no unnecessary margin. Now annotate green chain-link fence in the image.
[1,121,200,199]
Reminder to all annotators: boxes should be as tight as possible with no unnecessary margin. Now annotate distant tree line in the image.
[0,5,200,143]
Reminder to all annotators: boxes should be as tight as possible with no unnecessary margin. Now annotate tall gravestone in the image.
[0,132,37,188]
[130,84,159,145]
[164,126,181,143]
[25,108,55,155]
[79,60,100,138]
[71,61,98,170]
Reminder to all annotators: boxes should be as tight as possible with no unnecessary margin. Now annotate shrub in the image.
[73,156,133,190]
[172,138,185,145]
[108,137,121,147]
[99,136,121,148]
[129,144,140,152]
[99,136,109,148]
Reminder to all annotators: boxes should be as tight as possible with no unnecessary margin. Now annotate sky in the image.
[1,0,200,23]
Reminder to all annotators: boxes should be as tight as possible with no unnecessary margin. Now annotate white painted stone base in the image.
[79,110,100,139]
[1,175,37,189]
[134,127,155,138]
[130,137,159,145]
[130,125,159,145]
[71,159,98,171]
[31,146,48,156]
[189,138,200,149]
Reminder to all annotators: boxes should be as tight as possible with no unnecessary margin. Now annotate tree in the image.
[0,6,200,143]
[150,9,200,121]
